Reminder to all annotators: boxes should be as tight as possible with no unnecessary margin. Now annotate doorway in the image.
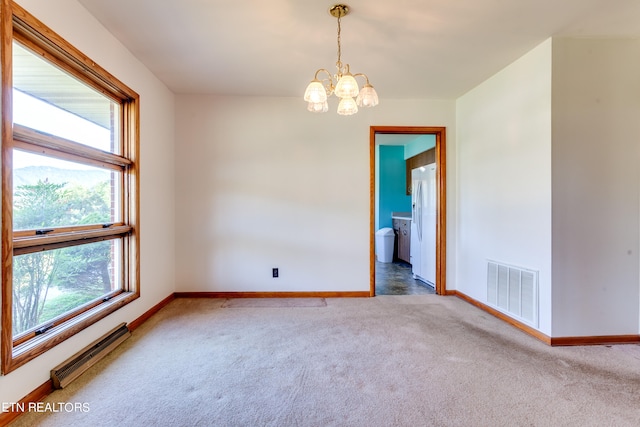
[369,126,447,296]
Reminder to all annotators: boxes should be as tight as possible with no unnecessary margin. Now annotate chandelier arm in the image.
[353,72,371,86]
[313,68,333,81]
[313,68,337,94]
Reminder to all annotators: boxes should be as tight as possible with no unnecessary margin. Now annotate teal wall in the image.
[378,145,411,229]
[404,135,436,159]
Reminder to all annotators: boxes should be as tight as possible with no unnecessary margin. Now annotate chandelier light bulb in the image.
[356,83,379,107]
[337,97,358,115]
[303,79,328,103]
[334,73,359,99]
[308,100,329,113]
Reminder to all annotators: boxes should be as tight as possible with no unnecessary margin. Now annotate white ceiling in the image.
[77,0,640,100]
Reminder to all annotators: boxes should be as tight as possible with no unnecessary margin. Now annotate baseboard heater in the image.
[51,323,130,389]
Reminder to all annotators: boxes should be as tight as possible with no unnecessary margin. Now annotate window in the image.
[1,1,139,374]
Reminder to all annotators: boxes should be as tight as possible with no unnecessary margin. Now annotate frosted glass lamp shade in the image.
[356,84,379,107]
[303,80,328,103]
[337,97,358,116]
[307,100,329,113]
[334,74,359,98]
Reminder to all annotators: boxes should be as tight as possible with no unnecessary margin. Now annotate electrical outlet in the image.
[272,268,279,278]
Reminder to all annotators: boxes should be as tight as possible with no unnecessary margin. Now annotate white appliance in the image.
[410,164,436,286]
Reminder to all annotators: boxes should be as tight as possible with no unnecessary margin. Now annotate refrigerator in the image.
[410,164,436,286]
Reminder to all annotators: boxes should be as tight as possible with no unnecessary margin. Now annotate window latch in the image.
[102,223,114,228]
[35,229,54,235]
[35,323,55,335]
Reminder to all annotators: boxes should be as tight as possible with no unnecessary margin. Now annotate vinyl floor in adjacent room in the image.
[375,260,435,295]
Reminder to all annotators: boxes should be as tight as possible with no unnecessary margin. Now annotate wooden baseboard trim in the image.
[449,290,552,345]
[174,291,371,299]
[0,380,53,427]
[128,293,175,332]
[550,335,640,346]
[450,290,640,347]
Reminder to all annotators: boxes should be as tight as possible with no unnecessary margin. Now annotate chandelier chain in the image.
[336,13,342,70]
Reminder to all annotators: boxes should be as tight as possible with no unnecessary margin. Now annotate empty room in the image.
[2,0,640,426]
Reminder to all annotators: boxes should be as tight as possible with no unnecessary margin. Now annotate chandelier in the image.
[303,4,379,115]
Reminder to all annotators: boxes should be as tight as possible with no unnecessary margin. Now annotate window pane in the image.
[12,41,121,153]
[12,239,122,336]
[13,150,122,231]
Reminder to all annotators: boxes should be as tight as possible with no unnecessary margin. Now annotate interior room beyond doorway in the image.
[369,126,447,296]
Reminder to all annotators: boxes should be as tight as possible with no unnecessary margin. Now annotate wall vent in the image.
[487,260,538,328]
[51,323,130,389]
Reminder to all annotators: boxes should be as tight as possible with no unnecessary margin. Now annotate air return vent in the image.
[487,260,538,328]
[51,323,130,389]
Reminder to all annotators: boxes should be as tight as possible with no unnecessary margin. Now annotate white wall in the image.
[0,0,176,405]
[174,96,456,293]
[551,38,640,337]
[455,40,553,335]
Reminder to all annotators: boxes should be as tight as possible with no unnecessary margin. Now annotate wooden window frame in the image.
[1,0,140,374]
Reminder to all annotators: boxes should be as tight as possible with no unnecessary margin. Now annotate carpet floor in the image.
[10,295,640,426]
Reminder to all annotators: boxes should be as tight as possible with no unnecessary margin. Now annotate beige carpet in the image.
[220,298,327,308]
[10,296,640,426]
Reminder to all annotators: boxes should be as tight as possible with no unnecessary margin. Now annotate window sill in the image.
[5,291,138,374]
